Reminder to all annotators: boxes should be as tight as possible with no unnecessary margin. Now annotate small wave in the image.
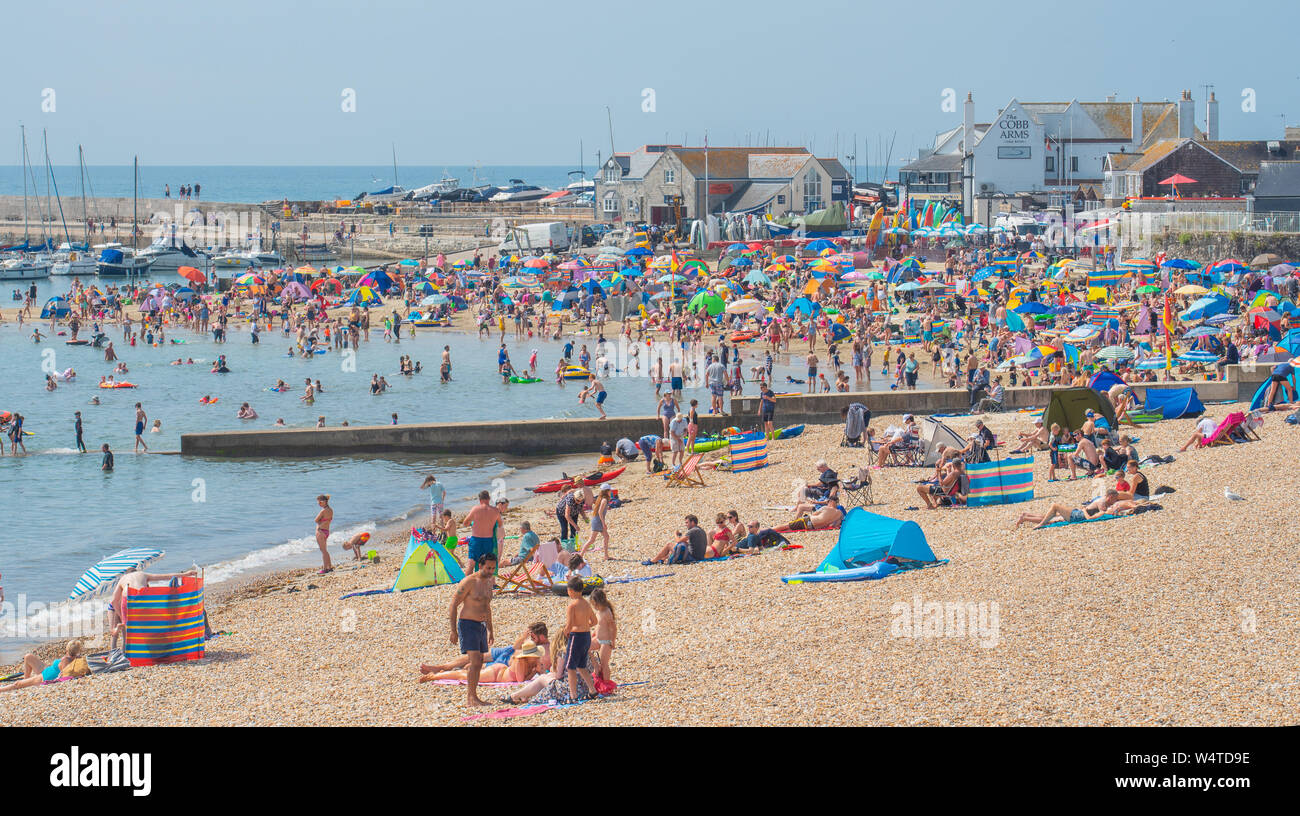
[36,447,83,455]
[0,595,108,641]
[201,520,378,585]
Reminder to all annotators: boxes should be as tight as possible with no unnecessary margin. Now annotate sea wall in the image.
[181,366,1268,458]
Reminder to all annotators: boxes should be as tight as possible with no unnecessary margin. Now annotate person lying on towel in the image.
[419,622,551,681]
[784,503,846,532]
[1014,489,1140,529]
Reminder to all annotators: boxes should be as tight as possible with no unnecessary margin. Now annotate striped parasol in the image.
[1096,345,1136,362]
[70,547,164,601]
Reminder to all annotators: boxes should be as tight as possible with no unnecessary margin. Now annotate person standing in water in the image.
[74,411,85,453]
[133,403,148,453]
[314,494,334,574]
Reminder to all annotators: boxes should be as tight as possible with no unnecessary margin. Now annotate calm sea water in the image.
[0,165,580,205]
[0,272,924,654]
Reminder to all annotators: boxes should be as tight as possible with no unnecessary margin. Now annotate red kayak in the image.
[531,466,626,493]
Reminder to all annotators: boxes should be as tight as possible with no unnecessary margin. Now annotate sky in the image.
[3,0,1296,168]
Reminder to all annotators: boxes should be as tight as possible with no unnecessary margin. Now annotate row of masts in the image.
[18,125,111,251]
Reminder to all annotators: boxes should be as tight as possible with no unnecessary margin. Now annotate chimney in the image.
[1178,89,1195,139]
[1131,96,1143,150]
[1207,91,1219,141]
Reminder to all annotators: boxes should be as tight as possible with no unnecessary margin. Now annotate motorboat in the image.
[48,243,98,276]
[212,248,286,270]
[0,255,52,280]
[95,244,154,277]
[409,172,461,201]
[489,180,551,203]
[138,236,214,271]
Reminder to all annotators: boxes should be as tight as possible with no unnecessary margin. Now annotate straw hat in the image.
[514,640,544,659]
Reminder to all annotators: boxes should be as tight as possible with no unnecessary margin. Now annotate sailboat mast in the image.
[44,130,71,246]
[21,126,29,246]
[79,146,89,243]
[392,143,398,187]
[132,156,138,254]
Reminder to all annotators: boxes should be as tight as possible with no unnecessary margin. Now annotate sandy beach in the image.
[4,406,1296,726]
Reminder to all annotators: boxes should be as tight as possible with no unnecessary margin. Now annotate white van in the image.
[498,222,569,254]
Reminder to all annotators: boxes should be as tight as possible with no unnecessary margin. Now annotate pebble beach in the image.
[5,408,1296,726]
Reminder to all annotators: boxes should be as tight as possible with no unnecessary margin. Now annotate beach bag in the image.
[60,657,91,679]
[652,458,666,473]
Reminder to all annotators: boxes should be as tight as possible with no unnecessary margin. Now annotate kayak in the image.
[509,376,543,384]
[691,438,729,453]
[98,382,137,389]
[530,466,626,493]
[769,424,805,440]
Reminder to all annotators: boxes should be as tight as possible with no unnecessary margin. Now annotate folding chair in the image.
[884,440,924,467]
[664,452,707,487]
[495,545,551,595]
[839,466,873,508]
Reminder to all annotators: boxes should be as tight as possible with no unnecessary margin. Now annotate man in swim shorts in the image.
[461,490,501,564]
[448,553,497,707]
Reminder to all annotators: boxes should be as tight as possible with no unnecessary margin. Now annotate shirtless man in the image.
[448,553,497,706]
[461,490,501,565]
[108,566,198,650]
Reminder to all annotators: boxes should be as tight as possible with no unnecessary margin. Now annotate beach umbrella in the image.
[399,259,420,267]
[311,278,342,294]
[1269,263,1296,276]
[420,294,450,307]
[617,266,642,277]
[657,274,686,283]
[1160,258,1199,270]
[522,258,549,269]
[1211,260,1249,274]
[235,272,264,286]
[1014,301,1050,314]
[680,259,710,276]
[69,547,164,601]
[410,280,436,295]
[1135,284,1162,294]
[725,243,749,254]
[1251,253,1282,269]
[725,298,763,314]
[558,258,590,271]
[173,287,197,302]
[745,270,772,286]
[1132,357,1168,370]
[805,239,837,252]
[1097,345,1136,362]
[730,256,754,268]
[1204,313,1235,325]
[785,297,820,317]
[293,265,317,276]
[1177,350,1219,364]
[625,247,652,257]
[687,291,725,316]
[1183,325,1221,338]
[1174,284,1210,296]
[919,280,948,291]
[177,265,205,284]
[895,281,921,292]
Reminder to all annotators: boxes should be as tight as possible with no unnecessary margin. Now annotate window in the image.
[802,172,823,212]
[663,168,676,184]
[603,165,619,183]
[1070,156,1079,172]
[1240,178,1252,194]
[602,192,618,213]
[1045,156,1055,172]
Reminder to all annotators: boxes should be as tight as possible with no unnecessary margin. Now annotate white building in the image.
[900,91,1209,217]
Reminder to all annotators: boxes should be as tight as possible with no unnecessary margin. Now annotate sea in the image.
[0,165,582,205]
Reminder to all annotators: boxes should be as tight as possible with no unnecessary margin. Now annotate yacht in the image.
[0,255,52,281]
[48,243,98,276]
[295,243,336,265]
[212,248,286,270]
[409,172,461,201]
[489,180,551,203]
[138,236,214,271]
[95,243,154,277]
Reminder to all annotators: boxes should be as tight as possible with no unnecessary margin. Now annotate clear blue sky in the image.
[4,0,1296,166]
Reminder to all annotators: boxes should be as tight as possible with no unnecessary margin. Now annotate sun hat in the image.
[514,640,544,659]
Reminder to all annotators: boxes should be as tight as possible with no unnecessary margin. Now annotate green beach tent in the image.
[1043,387,1116,433]
[393,534,465,592]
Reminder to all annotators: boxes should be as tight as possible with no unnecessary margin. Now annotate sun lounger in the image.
[496,545,555,595]
[664,453,706,487]
[1199,411,1257,447]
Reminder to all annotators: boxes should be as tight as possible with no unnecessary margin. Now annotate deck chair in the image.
[1199,411,1250,447]
[664,453,707,487]
[496,545,551,595]
[839,466,873,507]
[876,438,923,467]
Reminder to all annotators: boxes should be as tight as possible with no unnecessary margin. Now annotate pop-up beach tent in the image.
[782,508,943,583]
[1089,370,1125,394]
[40,296,70,319]
[1043,387,1115,432]
[920,416,967,466]
[1143,387,1205,419]
[394,533,464,592]
[1250,364,1299,411]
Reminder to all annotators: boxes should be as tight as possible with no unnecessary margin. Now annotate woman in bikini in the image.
[314,494,334,574]
[418,640,546,685]
[0,641,84,693]
[705,513,734,558]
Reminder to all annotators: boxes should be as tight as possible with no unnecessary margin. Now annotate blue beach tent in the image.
[1089,370,1125,394]
[40,296,70,319]
[781,509,941,584]
[1143,387,1205,419]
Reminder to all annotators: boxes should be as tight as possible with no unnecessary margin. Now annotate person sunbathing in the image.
[786,502,846,531]
[916,461,965,509]
[420,624,550,678]
[0,641,85,693]
[1014,489,1137,529]
[705,513,736,558]
[1177,415,1219,451]
[1011,418,1048,453]
[418,639,546,685]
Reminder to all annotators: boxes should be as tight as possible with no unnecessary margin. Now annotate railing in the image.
[1118,210,1300,235]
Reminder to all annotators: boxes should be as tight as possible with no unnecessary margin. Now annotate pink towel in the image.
[462,704,553,722]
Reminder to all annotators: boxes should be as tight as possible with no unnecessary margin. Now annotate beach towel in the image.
[604,573,674,585]
[1035,504,1163,529]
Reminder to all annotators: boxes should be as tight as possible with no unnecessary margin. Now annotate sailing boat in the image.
[0,126,53,281]
[96,157,154,277]
[49,141,96,276]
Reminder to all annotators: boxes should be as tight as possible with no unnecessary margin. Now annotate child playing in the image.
[561,577,599,700]
[589,588,617,684]
[341,531,372,561]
